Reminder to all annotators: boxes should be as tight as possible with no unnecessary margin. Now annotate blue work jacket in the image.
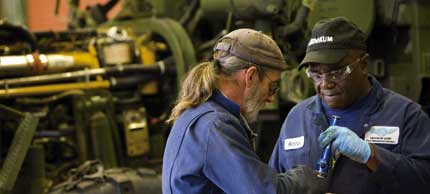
[162,91,291,194]
[269,76,430,194]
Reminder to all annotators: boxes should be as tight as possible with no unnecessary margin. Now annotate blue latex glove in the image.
[318,126,371,164]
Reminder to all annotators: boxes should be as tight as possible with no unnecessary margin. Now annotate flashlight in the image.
[315,115,340,178]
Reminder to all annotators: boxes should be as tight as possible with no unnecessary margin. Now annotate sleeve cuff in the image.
[368,145,400,187]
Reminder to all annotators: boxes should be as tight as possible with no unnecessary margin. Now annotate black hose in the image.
[109,75,154,89]
[280,6,310,36]
[179,0,200,25]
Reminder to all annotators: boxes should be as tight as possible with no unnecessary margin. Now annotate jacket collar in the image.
[211,90,241,118]
[211,90,258,150]
[306,75,383,126]
[366,75,384,115]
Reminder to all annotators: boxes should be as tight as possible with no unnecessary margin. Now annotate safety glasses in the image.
[306,54,368,84]
[261,70,280,96]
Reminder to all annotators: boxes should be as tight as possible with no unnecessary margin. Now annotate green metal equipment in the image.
[0,0,429,193]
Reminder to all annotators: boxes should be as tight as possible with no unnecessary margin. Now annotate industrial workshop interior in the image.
[0,0,429,194]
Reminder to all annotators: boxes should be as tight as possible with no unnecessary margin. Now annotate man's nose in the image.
[320,78,336,89]
[266,94,276,103]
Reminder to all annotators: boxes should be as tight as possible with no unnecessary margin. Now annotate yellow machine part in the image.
[59,50,103,81]
[139,37,167,95]
[121,40,167,157]
[123,108,152,157]
[0,81,110,97]
[55,52,100,69]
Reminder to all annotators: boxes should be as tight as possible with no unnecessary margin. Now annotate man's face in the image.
[244,69,280,122]
[306,53,369,109]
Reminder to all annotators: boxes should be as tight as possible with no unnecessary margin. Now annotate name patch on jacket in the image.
[284,136,304,150]
[365,126,399,144]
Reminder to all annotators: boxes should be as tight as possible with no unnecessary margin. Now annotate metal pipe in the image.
[15,90,86,105]
[0,52,98,76]
[0,62,168,87]
[0,104,25,118]
[0,80,110,98]
[277,6,310,36]
[0,113,39,193]
[109,75,153,89]
[1,68,106,87]
[35,130,75,138]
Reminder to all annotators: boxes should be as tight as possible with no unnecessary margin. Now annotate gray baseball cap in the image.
[299,17,367,69]
[214,28,286,71]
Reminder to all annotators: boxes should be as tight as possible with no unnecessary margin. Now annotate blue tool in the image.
[315,115,340,178]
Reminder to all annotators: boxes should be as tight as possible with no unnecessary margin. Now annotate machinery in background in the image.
[132,0,430,107]
[0,0,429,193]
[0,17,192,193]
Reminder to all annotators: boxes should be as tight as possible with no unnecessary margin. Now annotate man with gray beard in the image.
[162,29,325,194]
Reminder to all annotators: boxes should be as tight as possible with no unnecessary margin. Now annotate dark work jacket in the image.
[269,76,430,194]
[162,91,292,194]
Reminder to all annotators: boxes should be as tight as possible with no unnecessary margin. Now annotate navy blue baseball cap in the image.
[299,17,367,69]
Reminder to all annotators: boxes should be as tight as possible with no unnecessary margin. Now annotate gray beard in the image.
[243,85,264,123]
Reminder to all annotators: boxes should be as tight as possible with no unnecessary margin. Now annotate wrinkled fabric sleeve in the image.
[269,134,287,172]
[369,105,430,193]
[204,115,293,194]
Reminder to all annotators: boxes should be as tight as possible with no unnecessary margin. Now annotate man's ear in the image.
[359,54,369,74]
[244,66,258,88]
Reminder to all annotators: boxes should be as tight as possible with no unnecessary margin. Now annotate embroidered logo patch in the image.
[308,36,333,46]
[365,126,399,144]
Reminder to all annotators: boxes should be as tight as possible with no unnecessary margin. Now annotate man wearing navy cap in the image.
[270,17,430,193]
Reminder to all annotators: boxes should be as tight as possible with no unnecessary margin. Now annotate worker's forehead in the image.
[307,63,344,71]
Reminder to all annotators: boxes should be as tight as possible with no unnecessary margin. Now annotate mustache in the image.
[319,89,341,96]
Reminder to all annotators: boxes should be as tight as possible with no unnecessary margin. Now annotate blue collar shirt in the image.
[269,76,430,194]
[163,90,292,194]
